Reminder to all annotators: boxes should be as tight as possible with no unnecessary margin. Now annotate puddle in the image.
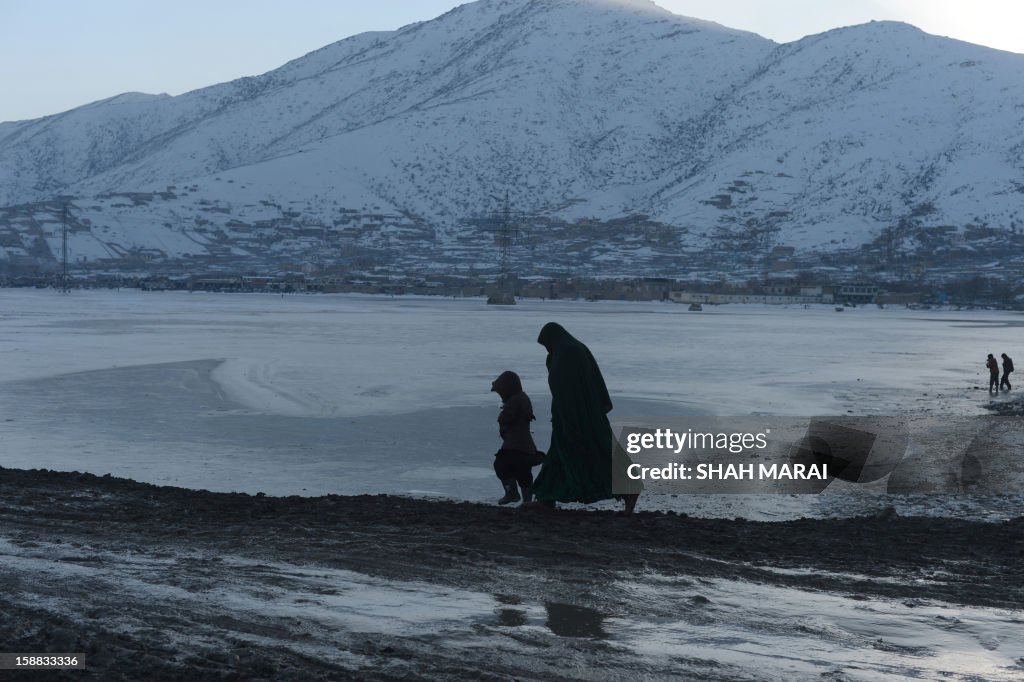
[608,574,1024,680]
[544,602,608,639]
[487,574,1024,678]
[5,536,1021,679]
[492,596,609,638]
[497,608,529,627]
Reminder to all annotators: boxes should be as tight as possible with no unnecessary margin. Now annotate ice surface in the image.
[1,289,1022,518]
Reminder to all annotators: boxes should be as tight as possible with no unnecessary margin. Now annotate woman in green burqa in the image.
[531,322,639,513]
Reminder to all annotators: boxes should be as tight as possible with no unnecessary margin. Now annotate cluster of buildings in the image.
[2,271,927,307]
[222,275,917,306]
[668,283,915,306]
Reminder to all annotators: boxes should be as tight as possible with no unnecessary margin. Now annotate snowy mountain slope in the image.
[650,22,1024,249]
[1,0,1022,277]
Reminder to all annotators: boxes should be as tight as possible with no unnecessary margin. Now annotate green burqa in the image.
[532,322,624,504]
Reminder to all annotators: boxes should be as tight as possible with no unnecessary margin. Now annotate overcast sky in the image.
[2,0,1022,123]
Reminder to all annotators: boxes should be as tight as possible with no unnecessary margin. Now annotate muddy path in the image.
[1,467,1022,680]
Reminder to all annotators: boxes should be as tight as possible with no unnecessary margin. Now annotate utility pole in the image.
[61,203,69,294]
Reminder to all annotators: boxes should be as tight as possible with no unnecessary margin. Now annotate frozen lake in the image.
[1,288,1021,518]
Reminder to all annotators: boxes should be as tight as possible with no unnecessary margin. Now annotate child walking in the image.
[490,371,544,505]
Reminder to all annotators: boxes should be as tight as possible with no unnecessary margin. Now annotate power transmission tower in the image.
[487,192,518,305]
[61,203,69,294]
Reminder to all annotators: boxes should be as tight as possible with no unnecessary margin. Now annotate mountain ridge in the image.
[1,0,1021,280]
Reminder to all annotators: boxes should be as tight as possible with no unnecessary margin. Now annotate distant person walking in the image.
[986,353,1000,392]
[530,322,639,514]
[1000,353,1014,391]
[490,371,544,505]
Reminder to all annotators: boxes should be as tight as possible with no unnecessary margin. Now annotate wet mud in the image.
[1,467,1022,680]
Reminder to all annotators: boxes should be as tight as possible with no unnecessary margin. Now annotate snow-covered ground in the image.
[1,288,1021,519]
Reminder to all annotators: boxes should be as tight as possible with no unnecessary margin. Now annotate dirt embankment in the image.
[1,467,1021,680]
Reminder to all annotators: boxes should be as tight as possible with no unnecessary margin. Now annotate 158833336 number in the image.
[0,654,85,669]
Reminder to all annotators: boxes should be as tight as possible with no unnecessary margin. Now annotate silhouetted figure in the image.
[490,371,543,505]
[1000,353,1014,391]
[986,353,1000,392]
[531,322,639,514]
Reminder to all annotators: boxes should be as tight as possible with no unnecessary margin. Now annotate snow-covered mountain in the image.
[1,0,1022,278]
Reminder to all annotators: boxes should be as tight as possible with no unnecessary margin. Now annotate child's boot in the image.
[498,480,521,505]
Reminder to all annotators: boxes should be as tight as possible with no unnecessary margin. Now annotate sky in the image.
[2,0,1022,123]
